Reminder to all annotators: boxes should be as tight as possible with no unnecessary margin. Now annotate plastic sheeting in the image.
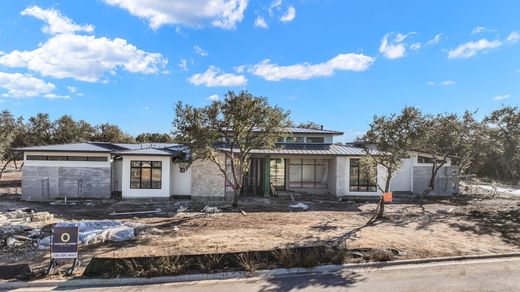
[38,220,134,250]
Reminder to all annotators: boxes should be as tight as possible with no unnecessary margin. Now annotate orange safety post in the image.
[383,192,393,203]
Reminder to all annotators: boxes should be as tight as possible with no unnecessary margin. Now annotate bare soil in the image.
[1,172,519,279]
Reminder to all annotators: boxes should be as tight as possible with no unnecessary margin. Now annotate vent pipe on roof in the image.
[320,125,323,130]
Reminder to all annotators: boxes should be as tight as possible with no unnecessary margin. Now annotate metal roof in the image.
[112,148,183,156]
[14,143,112,153]
[218,143,374,156]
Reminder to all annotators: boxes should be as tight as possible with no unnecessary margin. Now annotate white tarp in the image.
[38,220,134,249]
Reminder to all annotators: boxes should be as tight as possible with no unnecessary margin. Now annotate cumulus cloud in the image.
[472,26,497,34]
[280,6,296,23]
[250,53,375,81]
[255,16,268,28]
[102,0,248,30]
[426,33,442,46]
[193,45,208,56]
[21,5,94,35]
[0,71,57,98]
[379,33,407,59]
[492,94,511,101]
[0,34,167,82]
[67,86,77,93]
[507,31,520,44]
[188,66,247,87]
[410,42,421,50]
[448,39,502,59]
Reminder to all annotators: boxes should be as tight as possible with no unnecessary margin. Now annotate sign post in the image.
[46,226,79,275]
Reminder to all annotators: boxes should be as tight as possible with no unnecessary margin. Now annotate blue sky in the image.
[0,0,519,141]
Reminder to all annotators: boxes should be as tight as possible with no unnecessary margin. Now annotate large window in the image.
[130,161,162,189]
[286,136,305,143]
[27,155,108,162]
[306,137,325,143]
[349,159,377,192]
[288,159,328,189]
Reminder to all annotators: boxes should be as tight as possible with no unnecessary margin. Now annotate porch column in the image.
[263,155,271,197]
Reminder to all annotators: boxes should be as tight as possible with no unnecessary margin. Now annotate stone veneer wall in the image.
[190,159,226,199]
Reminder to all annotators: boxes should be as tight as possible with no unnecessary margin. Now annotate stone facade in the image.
[21,166,111,201]
[190,158,226,199]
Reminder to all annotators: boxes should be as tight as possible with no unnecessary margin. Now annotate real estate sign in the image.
[51,226,79,259]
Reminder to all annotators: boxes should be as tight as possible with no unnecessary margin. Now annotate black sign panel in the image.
[51,226,79,259]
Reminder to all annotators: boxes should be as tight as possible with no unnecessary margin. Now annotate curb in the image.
[2,252,520,290]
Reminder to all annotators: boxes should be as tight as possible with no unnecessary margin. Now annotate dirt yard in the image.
[1,171,519,279]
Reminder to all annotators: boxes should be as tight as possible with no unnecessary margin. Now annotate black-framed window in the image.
[349,159,377,192]
[417,155,443,164]
[26,155,108,162]
[286,136,305,143]
[307,137,325,143]
[288,159,328,189]
[130,161,162,189]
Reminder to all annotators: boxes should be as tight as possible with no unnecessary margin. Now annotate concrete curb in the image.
[2,252,520,290]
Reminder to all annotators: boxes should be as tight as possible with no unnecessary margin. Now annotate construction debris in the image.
[109,209,162,216]
[288,203,309,210]
[203,206,221,213]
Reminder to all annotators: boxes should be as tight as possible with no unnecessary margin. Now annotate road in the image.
[13,257,520,291]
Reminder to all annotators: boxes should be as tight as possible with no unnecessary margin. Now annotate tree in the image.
[27,113,54,146]
[415,111,476,194]
[173,90,290,207]
[483,106,520,184]
[0,111,16,179]
[296,121,323,130]
[92,123,134,143]
[136,132,175,143]
[360,106,423,219]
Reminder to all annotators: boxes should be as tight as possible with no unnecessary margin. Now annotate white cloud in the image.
[67,86,77,93]
[255,16,268,28]
[269,0,282,16]
[493,94,511,101]
[448,38,502,59]
[507,31,520,44]
[410,42,421,50]
[250,53,375,81]
[472,26,497,34]
[193,45,208,56]
[280,6,296,23]
[21,5,94,35]
[178,58,189,71]
[0,71,56,98]
[208,94,220,101]
[427,80,456,86]
[144,106,151,110]
[0,33,167,82]
[188,66,247,87]
[426,33,442,46]
[394,32,415,43]
[102,0,248,30]
[379,33,406,59]
[44,93,69,100]
[234,65,246,73]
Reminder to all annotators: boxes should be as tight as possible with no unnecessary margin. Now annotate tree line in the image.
[0,111,173,177]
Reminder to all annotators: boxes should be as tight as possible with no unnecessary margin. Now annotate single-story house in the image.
[15,128,458,201]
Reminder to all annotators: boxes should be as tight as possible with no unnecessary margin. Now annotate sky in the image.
[0,0,519,142]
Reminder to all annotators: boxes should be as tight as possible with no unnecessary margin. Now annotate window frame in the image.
[130,160,162,189]
[288,158,328,189]
[306,137,325,144]
[349,158,377,192]
[26,155,108,162]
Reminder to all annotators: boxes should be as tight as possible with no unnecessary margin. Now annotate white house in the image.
[15,128,458,201]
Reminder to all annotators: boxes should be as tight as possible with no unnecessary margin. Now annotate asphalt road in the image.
[14,257,520,292]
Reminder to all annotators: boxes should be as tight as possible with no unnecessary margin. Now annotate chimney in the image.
[320,125,323,130]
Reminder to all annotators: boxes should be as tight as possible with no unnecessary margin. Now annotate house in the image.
[15,128,458,201]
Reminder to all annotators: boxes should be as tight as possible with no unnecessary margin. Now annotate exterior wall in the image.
[21,151,112,201]
[412,165,459,195]
[170,162,192,196]
[390,158,413,192]
[327,158,337,195]
[333,156,383,197]
[121,155,171,198]
[190,158,226,199]
[111,159,123,192]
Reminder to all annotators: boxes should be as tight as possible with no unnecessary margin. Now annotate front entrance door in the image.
[242,158,264,195]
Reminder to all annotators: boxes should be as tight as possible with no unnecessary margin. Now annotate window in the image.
[417,155,443,164]
[306,137,325,143]
[288,159,328,189]
[286,136,305,143]
[130,161,162,189]
[349,159,377,192]
[26,155,108,161]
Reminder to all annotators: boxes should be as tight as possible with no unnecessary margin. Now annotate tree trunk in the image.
[232,188,240,208]
[376,197,384,219]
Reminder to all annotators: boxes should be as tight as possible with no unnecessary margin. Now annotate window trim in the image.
[288,159,328,189]
[349,158,377,192]
[130,160,162,189]
[26,155,108,162]
[306,137,325,144]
